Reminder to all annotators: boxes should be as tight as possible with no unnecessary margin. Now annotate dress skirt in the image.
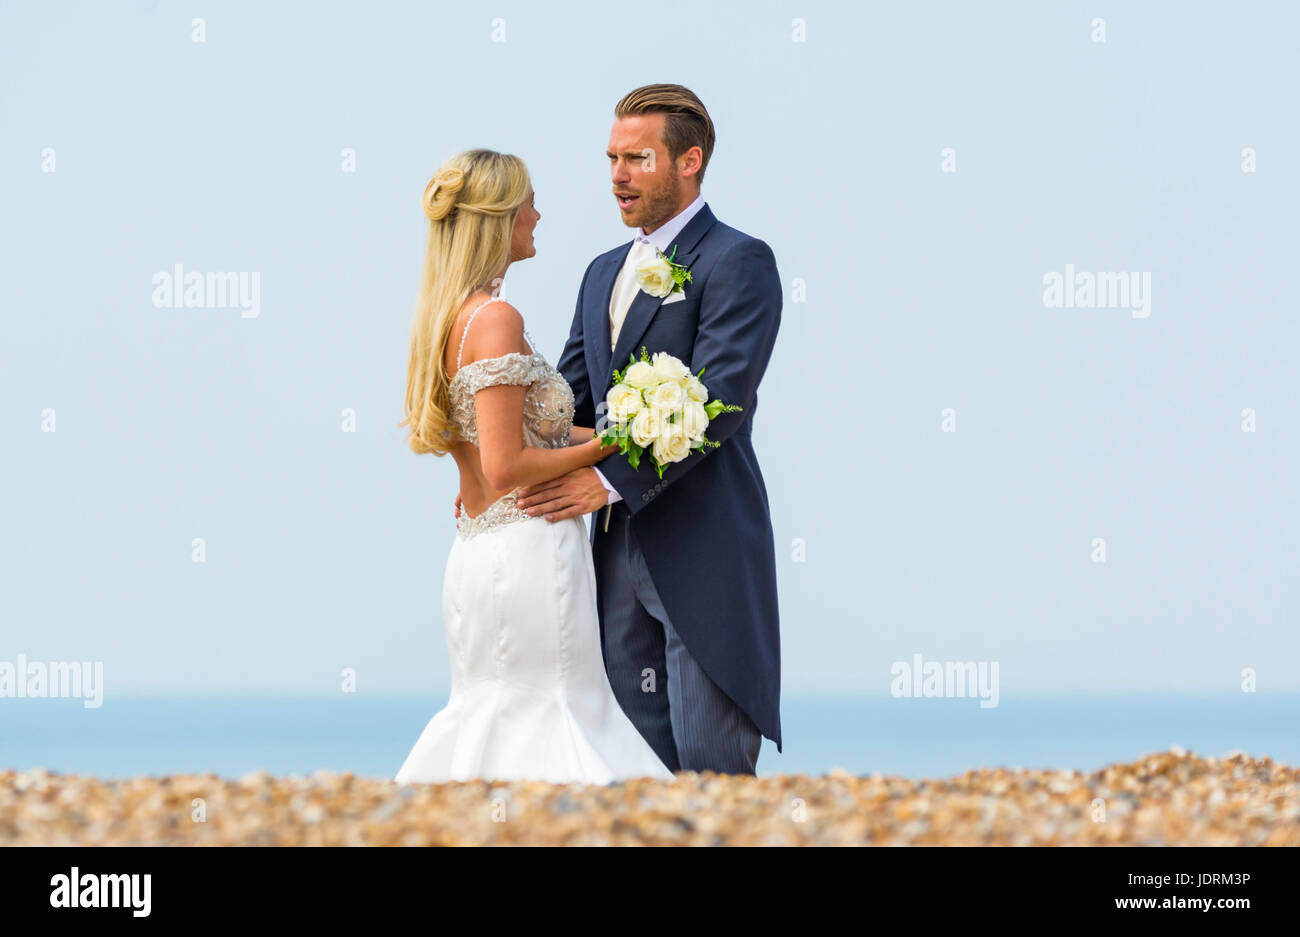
[395,510,674,785]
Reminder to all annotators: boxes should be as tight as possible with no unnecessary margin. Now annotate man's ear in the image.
[677,145,704,179]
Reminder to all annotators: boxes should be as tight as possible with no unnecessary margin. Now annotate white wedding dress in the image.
[395,300,674,785]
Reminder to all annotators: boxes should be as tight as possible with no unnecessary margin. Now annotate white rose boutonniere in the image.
[635,244,692,300]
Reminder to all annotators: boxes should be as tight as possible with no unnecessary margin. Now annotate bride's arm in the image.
[478,388,617,490]
[568,425,596,445]
[467,304,617,491]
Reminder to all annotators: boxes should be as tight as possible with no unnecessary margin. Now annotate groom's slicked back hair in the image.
[615,84,716,183]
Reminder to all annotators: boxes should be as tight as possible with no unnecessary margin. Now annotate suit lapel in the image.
[604,203,717,396]
[586,250,624,395]
[606,286,661,391]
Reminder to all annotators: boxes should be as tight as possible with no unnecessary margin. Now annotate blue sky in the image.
[2,1,1296,702]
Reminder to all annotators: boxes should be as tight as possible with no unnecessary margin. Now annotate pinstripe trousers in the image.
[593,502,762,775]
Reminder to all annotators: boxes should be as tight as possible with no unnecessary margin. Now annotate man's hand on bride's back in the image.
[517,467,609,522]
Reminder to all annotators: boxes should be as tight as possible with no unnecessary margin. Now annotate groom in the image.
[517,84,782,774]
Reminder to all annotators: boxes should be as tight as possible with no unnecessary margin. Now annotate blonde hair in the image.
[400,149,531,455]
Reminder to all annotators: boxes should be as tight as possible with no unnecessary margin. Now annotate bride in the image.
[394,149,673,784]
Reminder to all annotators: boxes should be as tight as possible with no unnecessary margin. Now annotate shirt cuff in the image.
[593,468,622,504]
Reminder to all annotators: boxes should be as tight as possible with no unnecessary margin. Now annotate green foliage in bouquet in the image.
[596,346,744,479]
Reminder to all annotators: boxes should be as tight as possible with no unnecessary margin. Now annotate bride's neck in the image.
[483,262,512,291]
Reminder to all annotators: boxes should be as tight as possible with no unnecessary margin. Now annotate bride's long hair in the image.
[401,149,531,456]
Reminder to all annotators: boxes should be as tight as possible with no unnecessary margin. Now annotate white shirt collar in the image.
[637,192,706,254]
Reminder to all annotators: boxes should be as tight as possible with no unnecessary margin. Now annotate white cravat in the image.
[595,193,708,520]
[608,236,657,351]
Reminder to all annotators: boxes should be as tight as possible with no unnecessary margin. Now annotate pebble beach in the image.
[2,749,1296,846]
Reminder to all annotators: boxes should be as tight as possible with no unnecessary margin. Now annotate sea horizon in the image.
[2,693,1295,781]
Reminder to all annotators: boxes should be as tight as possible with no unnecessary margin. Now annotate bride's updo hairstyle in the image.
[401,149,531,456]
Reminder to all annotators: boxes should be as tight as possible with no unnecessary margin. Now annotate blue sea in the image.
[1,695,1296,780]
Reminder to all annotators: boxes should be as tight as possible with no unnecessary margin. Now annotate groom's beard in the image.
[627,168,682,232]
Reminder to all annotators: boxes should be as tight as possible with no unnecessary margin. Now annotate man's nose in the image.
[611,160,630,184]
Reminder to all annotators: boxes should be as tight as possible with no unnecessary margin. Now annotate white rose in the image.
[629,408,658,447]
[605,382,643,423]
[635,255,674,298]
[646,404,675,439]
[684,375,708,402]
[653,429,693,465]
[656,408,691,447]
[646,379,685,412]
[651,351,691,384]
[623,360,657,389]
[681,400,708,441]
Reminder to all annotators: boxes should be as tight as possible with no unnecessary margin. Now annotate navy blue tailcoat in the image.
[557,204,783,751]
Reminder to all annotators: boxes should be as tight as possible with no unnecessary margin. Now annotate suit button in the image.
[642,493,649,501]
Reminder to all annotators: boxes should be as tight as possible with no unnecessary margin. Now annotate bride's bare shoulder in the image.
[455,298,528,367]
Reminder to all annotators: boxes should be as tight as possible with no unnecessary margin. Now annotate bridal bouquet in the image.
[596,347,743,479]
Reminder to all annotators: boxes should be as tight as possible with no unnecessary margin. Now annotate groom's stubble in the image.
[626,163,684,235]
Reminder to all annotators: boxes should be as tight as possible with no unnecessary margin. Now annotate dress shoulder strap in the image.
[456,298,538,371]
[456,298,507,371]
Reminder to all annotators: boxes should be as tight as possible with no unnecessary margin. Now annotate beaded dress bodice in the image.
[446,299,576,539]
